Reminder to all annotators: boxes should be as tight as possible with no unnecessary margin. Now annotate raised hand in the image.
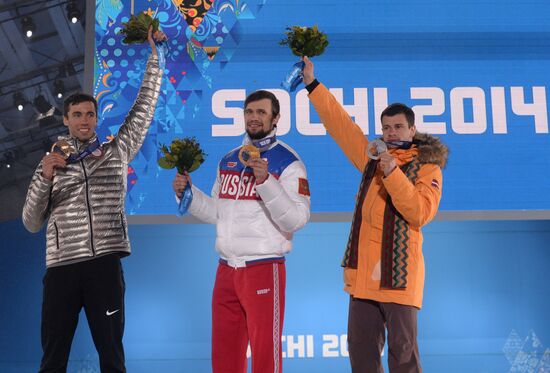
[148,26,167,56]
[301,56,315,86]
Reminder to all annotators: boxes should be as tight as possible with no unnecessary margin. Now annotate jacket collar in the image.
[242,128,278,152]
[413,132,449,168]
[380,133,448,168]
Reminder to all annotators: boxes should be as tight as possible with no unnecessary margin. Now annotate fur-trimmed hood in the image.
[413,132,448,168]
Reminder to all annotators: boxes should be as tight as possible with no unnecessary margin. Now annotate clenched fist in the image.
[41,153,67,180]
[172,172,191,198]
[378,151,397,177]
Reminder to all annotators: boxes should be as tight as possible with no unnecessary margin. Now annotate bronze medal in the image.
[50,140,76,160]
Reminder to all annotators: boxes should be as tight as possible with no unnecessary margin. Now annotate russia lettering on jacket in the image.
[218,170,260,200]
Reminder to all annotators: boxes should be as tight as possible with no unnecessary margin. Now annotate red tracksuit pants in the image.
[212,259,286,373]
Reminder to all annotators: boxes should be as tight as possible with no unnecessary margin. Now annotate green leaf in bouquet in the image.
[187,159,201,173]
[170,140,183,154]
[166,153,178,164]
[178,150,194,172]
[195,153,205,163]
[152,18,160,31]
[188,153,204,173]
[158,157,176,169]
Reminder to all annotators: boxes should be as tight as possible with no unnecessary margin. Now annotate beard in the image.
[246,128,271,140]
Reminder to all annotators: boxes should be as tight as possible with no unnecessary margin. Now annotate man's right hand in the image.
[379,151,397,176]
[41,153,67,180]
[302,56,315,86]
[172,172,191,198]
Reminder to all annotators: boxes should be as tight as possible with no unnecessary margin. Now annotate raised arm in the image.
[302,56,369,172]
[114,28,166,162]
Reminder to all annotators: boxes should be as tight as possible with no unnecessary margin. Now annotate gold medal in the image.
[238,144,260,166]
[50,140,76,160]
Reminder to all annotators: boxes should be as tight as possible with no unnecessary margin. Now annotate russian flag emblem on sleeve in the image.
[298,178,310,196]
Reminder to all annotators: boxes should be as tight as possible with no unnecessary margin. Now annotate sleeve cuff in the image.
[305,79,320,93]
[37,173,53,186]
[382,166,408,193]
[254,174,280,201]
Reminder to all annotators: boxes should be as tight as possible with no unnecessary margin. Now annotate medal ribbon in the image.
[251,134,277,153]
[66,138,100,164]
[385,140,413,149]
[177,184,193,216]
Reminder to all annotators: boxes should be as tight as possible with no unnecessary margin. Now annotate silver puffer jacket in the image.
[22,54,162,267]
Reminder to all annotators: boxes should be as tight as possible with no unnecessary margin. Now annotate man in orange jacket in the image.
[302,57,448,372]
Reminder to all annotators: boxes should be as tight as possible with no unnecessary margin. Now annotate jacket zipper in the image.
[120,213,127,239]
[53,221,60,251]
[80,158,95,256]
[226,167,246,263]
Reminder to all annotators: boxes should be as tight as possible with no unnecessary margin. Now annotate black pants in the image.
[39,254,126,373]
[348,297,421,373]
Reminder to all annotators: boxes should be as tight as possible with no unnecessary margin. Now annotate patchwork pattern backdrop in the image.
[93,0,550,215]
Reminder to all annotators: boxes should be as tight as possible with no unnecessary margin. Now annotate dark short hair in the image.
[63,93,98,118]
[244,90,280,117]
[380,103,415,127]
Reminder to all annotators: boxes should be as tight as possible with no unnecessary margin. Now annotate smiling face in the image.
[244,98,280,140]
[63,101,98,141]
[381,113,416,142]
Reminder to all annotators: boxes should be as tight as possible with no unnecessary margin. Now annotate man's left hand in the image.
[302,56,315,86]
[248,158,269,185]
[148,26,167,56]
[379,151,397,176]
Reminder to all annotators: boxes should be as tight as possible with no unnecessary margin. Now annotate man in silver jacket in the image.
[22,28,165,373]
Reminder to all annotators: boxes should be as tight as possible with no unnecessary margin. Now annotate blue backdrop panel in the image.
[92,0,550,215]
[2,219,549,372]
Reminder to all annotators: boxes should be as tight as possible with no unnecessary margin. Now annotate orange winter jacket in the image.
[309,84,448,308]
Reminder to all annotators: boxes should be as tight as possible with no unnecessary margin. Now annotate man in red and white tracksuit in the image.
[172,90,311,373]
